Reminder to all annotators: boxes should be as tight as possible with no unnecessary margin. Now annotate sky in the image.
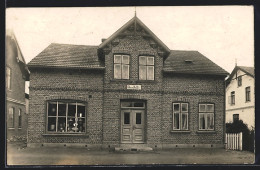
[6,6,254,74]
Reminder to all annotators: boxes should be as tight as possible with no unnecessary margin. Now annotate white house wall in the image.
[226,69,255,129]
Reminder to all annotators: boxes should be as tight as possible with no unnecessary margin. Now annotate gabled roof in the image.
[226,66,254,84]
[28,43,104,69]
[98,16,170,54]
[6,29,30,80]
[163,50,229,76]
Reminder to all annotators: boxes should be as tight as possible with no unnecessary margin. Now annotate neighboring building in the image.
[6,30,30,141]
[226,66,255,129]
[27,16,228,149]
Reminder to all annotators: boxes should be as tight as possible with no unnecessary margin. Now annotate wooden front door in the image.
[121,109,145,143]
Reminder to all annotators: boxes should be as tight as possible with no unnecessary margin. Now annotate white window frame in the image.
[172,103,189,130]
[47,100,86,134]
[114,54,130,79]
[139,56,154,80]
[199,104,215,131]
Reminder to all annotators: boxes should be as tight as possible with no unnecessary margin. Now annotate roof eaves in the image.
[163,70,229,76]
[27,65,105,70]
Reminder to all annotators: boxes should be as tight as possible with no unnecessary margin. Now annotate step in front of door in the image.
[114,146,153,152]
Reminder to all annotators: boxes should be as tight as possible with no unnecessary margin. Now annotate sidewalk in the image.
[6,142,255,166]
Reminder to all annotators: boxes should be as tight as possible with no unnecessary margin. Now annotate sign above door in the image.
[127,85,141,90]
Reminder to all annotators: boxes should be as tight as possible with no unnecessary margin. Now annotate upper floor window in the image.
[231,91,235,105]
[18,109,22,128]
[47,100,86,133]
[6,67,11,90]
[114,54,130,79]
[139,56,154,80]
[237,76,242,87]
[233,114,239,122]
[8,107,14,128]
[245,86,251,102]
[173,103,188,130]
[199,104,214,130]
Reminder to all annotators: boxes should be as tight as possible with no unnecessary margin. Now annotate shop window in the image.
[139,56,154,80]
[173,103,188,130]
[246,86,251,102]
[6,67,11,90]
[199,104,214,130]
[114,54,130,79]
[237,76,242,87]
[47,100,86,133]
[18,109,22,128]
[9,107,14,128]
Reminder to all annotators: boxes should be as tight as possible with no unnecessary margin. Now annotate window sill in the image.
[110,79,132,83]
[170,130,190,133]
[42,133,89,137]
[196,131,216,134]
[8,128,15,130]
[18,128,22,130]
[245,101,251,103]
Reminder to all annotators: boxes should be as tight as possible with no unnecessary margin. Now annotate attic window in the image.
[185,60,193,64]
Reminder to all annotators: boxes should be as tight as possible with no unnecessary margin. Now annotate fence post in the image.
[239,132,243,151]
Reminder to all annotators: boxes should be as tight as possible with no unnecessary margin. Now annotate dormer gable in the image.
[98,16,170,60]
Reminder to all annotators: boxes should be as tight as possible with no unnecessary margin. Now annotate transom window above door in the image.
[114,54,130,79]
[139,56,154,80]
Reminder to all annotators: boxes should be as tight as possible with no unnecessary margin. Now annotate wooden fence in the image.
[225,132,243,151]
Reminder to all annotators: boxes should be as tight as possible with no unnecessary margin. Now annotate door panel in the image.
[121,110,144,143]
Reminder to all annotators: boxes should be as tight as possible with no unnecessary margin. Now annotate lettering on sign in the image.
[127,85,141,90]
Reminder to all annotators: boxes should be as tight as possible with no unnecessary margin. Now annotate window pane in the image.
[78,117,85,132]
[139,66,146,80]
[122,55,129,64]
[114,55,121,63]
[173,104,180,112]
[121,102,132,107]
[199,104,206,112]
[48,117,56,131]
[18,109,22,128]
[147,57,154,65]
[114,64,121,79]
[9,108,14,128]
[48,102,57,116]
[181,113,188,130]
[122,65,129,79]
[124,112,130,124]
[139,56,146,65]
[207,113,214,130]
[77,105,85,118]
[67,117,74,132]
[147,66,154,80]
[136,113,141,124]
[68,104,76,117]
[58,103,66,116]
[181,103,188,112]
[206,104,214,112]
[173,113,180,129]
[133,102,144,107]
[58,117,66,132]
[199,113,205,130]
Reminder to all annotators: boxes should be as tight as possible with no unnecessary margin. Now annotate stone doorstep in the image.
[114,146,153,152]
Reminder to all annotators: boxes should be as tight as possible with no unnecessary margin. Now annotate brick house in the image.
[226,66,254,129]
[6,30,30,141]
[27,16,228,149]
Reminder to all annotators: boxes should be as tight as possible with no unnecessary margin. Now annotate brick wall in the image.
[162,74,225,145]
[28,68,104,145]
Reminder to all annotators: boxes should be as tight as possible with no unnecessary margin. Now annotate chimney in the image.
[102,38,107,42]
